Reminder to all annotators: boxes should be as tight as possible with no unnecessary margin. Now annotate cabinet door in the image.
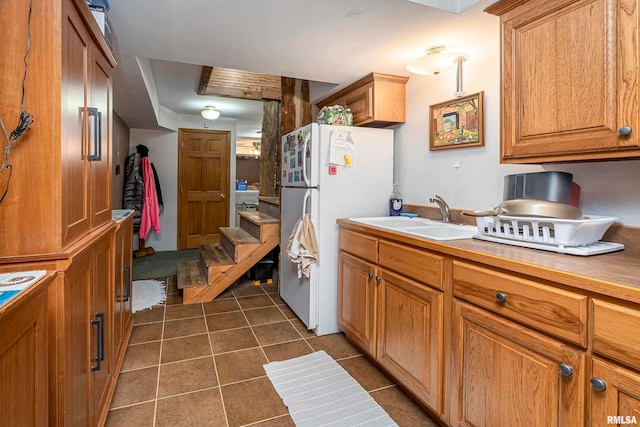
[0,280,50,426]
[377,269,443,413]
[114,219,133,365]
[500,0,639,162]
[591,357,640,426]
[344,84,373,126]
[450,301,585,427]
[61,0,91,247]
[91,233,114,426]
[338,251,377,356]
[61,250,92,426]
[88,44,112,230]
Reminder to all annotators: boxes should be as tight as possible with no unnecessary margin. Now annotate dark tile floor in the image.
[106,276,440,427]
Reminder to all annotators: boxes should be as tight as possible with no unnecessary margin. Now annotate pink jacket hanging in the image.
[139,157,161,239]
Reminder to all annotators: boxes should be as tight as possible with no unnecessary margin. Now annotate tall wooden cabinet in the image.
[0,0,125,425]
[0,0,115,257]
[486,0,640,163]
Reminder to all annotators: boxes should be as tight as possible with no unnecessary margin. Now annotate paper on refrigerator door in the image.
[329,130,355,166]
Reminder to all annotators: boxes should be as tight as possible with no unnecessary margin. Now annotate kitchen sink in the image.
[349,216,433,229]
[349,216,477,241]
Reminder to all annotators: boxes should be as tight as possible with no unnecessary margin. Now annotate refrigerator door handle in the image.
[302,132,311,187]
[302,189,311,217]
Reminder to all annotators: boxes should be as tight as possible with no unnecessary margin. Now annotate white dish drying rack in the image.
[473,215,624,256]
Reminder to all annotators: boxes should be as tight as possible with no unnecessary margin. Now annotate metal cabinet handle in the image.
[619,126,632,136]
[97,312,105,361]
[496,292,507,303]
[559,363,574,377]
[368,272,374,278]
[123,265,131,302]
[87,107,102,161]
[590,377,607,392]
[91,316,101,372]
[375,276,381,283]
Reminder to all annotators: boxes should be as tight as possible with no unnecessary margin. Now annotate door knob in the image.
[619,126,632,136]
[221,193,225,199]
[368,273,374,278]
[496,292,507,303]
[559,363,574,377]
[590,377,607,392]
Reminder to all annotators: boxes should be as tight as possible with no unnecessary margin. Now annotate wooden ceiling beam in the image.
[199,66,282,101]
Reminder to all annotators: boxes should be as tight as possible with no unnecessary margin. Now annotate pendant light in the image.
[201,105,221,120]
[405,45,469,76]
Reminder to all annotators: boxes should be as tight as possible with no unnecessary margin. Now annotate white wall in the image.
[129,115,237,251]
[395,28,640,226]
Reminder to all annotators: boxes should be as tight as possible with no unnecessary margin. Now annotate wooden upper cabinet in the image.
[0,0,115,257]
[486,0,640,163]
[316,73,409,128]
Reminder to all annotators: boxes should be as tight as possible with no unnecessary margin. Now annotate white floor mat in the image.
[132,279,166,313]
[263,351,398,427]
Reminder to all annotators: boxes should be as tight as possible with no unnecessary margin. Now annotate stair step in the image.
[199,244,235,268]
[239,211,279,242]
[220,227,260,261]
[258,196,280,220]
[177,261,207,289]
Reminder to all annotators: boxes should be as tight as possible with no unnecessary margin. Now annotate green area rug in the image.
[132,249,200,280]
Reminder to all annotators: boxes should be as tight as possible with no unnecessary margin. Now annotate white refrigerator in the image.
[280,123,393,336]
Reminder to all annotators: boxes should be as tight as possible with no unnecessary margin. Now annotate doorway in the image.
[177,129,230,249]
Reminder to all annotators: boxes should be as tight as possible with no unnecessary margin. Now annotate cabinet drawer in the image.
[379,241,443,290]
[339,229,377,263]
[453,261,587,346]
[592,299,640,369]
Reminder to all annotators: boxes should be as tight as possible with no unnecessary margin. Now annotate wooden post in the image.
[260,100,281,197]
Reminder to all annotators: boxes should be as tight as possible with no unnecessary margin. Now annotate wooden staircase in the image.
[177,196,280,304]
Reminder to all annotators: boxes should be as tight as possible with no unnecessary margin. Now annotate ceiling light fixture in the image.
[405,45,469,76]
[201,105,221,120]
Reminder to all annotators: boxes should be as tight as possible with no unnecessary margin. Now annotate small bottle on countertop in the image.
[389,182,403,216]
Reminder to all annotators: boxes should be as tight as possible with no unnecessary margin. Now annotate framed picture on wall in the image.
[429,91,484,151]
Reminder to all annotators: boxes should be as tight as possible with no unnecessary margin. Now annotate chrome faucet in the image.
[430,195,451,222]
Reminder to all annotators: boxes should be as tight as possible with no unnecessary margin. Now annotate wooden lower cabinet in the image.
[451,301,585,426]
[0,276,52,426]
[338,251,378,357]
[377,269,443,413]
[591,357,640,426]
[114,215,134,368]
[338,245,444,413]
[59,231,114,426]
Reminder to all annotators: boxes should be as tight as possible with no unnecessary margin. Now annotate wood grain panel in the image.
[379,240,443,290]
[495,0,640,162]
[338,251,377,356]
[592,299,640,369]
[339,229,378,263]
[178,129,230,248]
[377,269,443,412]
[453,260,587,346]
[259,100,281,196]
[203,67,281,100]
[451,301,585,427]
[61,2,91,248]
[591,357,640,426]
[0,279,50,427]
[316,73,408,128]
